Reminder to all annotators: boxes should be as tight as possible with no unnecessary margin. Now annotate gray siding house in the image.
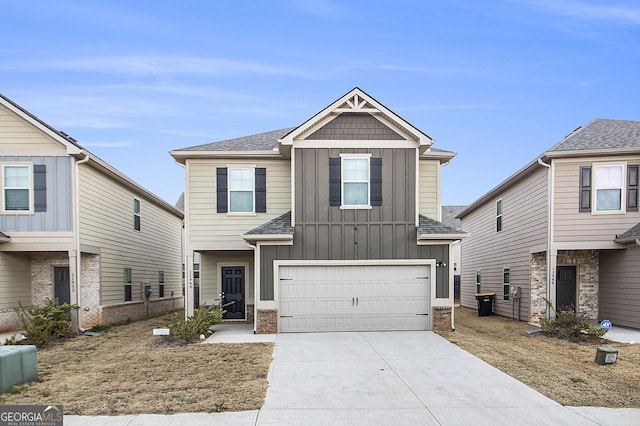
[458,119,640,329]
[171,88,466,333]
[0,94,184,332]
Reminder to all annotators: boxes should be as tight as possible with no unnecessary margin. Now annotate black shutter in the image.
[216,168,228,213]
[33,164,47,212]
[329,158,341,206]
[628,165,639,212]
[255,168,266,213]
[370,157,382,206]
[579,166,591,212]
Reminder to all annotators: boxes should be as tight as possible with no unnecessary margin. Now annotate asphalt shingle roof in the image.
[548,119,640,152]
[417,215,466,235]
[244,211,294,236]
[177,128,296,152]
[441,206,466,230]
[615,223,640,243]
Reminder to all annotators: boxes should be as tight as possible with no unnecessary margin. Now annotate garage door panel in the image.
[279,264,431,332]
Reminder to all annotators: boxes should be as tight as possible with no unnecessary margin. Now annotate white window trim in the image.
[1,162,34,214]
[496,198,502,232]
[227,166,256,215]
[503,267,510,300]
[340,153,372,209]
[592,162,626,215]
[133,197,141,231]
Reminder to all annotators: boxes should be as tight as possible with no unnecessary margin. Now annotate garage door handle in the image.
[356,297,359,306]
[280,315,293,318]
[416,313,429,316]
[352,297,355,306]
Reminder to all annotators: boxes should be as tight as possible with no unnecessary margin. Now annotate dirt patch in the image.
[0,313,273,415]
[439,307,640,408]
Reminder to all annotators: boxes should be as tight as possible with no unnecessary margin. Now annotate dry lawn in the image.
[0,313,273,415]
[440,306,640,408]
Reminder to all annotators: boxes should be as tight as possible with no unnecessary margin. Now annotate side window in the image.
[124,268,132,301]
[158,271,165,298]
[496,199,502,232]
[475,270,481,294]
[2,164,32,212]
[133,198,141,231]
[594,165,624,212]
[503,268,510,301]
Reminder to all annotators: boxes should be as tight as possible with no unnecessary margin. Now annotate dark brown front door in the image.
[221,266,245,319]
[556,266,577,312]
[54,266,71,305]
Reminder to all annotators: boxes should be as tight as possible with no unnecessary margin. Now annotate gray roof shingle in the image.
[417,215,467,236]
[244,211,294,236]
[615,223,640,243]
[441,206,467,230]
[176,128,296,152]
[548,119,640,152]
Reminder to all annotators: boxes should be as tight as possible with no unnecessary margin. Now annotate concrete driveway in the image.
[257,331,621,425]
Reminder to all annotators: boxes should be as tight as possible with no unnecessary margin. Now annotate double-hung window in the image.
[229,168,255,213]
[503,268,510,301]
[133,198,141,231]
[496,199,503,232]
[594,165,623,212]
[2,164,32,212]
[342,156,370,207]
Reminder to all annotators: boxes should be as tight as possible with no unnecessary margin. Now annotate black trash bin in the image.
[475,293,495,316]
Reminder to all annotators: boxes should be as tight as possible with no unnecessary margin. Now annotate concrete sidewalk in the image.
[66,331,640,425]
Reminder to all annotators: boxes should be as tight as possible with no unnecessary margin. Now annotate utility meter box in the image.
[595,346,618,365]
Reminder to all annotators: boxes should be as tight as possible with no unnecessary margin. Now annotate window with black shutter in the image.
[628,165,639,212]
[329,156,382,207]
[579,166,592,212]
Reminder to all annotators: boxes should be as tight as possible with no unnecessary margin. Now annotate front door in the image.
[221,266,245,320]
[54,266,71,305]
[556,266,577,312]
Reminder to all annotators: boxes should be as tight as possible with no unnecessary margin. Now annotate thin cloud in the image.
[82,141,132,148]
[521,0,640,25]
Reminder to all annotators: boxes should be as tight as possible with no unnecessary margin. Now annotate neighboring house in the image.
[442,205,467,300]
[458,119,640,329]
[171,87,466,334]
[0,93,184,332]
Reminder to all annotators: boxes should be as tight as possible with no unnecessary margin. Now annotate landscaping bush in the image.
[169,304,226,342]
[17,298,78,346]
[540,307,606,341]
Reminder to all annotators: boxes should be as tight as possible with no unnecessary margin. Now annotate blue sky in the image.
[1,0,639,207]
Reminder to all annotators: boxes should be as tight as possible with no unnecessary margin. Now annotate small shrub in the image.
[169,304,227,342]
[17,298,78,346]
[540,307,606,341]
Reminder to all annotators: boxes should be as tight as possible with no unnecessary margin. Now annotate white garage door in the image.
[279,264,430,332]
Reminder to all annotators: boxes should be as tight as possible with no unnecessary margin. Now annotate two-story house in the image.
[171,88,466,334]
[458,119,640,329]
[0,93,184,332]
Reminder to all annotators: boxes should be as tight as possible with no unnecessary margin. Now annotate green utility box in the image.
[0,345,38,392]
[595,346,618,365]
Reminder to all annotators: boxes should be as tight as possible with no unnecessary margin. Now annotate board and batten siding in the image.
[553,156,640,244]
[460,166,548,319]
[0,156,73,232]
[0,251,31,310]
[0,104,69,156]
[599,246,640,329]
[418,159,440,220]
[78,164,182,306]
[186,158,291,250]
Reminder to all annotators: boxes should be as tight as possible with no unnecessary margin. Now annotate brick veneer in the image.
[529,252,547,325]
[432,306,452,331]
[101,297,185,326]
[257,309,278,334]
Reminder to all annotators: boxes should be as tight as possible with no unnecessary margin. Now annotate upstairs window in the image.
[594,165,624,212]
[342,157,370,206]
[229,168,255,213]
[2,164,31,212]
[496,199,502,232]
[216,167,266,214]
[133,198,141,231]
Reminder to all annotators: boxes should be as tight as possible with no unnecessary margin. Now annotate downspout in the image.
[74,153,90,332]
[245,240,259,334]
[537,157,553,320]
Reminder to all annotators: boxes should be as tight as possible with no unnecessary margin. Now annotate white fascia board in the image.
[170,150,282,164]
[242,234,294,242]
[544,147,640,159]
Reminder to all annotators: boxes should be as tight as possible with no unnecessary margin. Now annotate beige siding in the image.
[0,251,31,309]
[187,159,291,250]
[599,246,640,329]
[460,167,548,319]
[554,157,640,244]
[78,165,183,306]
[418,160,440,219]
[0,104,67,156]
